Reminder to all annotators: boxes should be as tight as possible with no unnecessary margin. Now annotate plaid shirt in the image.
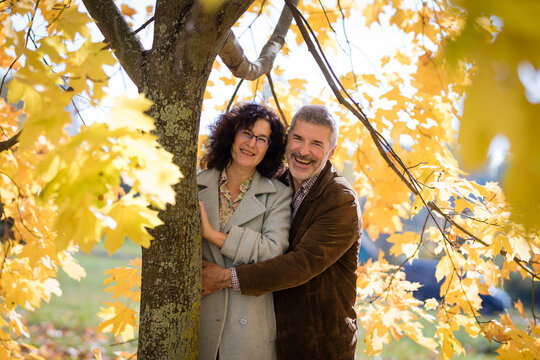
[290,172,320,220]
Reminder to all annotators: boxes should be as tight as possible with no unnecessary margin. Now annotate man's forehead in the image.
[289,119,332,141]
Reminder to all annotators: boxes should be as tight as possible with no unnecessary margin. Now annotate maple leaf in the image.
[66,39,116,99]
[363,1,386,27]
[97,301,137,339]
[52,4,91,40]
[219,76,237,86]
[102,196,163,254]
[108,94,155,131]
[120,4,136,18]
[103,263,141,302]
[387,231,421,260]
[57,252,86,281]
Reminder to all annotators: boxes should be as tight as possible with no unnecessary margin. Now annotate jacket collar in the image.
[284,160,334,203]
[197,167,277,235]
[303,160,334,202]
[197,168,277,196]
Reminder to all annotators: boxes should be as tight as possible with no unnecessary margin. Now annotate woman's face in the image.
[230,118,272,172]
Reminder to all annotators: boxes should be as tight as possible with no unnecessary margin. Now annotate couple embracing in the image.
[197,103,362,360]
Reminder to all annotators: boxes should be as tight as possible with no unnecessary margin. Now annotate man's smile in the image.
[292,153,315,166]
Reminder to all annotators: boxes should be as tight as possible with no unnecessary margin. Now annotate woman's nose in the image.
[247,136,257,145]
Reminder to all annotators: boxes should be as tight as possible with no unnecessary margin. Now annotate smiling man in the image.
[202,105,362,360]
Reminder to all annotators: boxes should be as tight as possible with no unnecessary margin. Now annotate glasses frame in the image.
[237,129,271,147]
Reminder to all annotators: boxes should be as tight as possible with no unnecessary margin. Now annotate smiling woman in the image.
[200,103,286,178]
[196,103,291,360]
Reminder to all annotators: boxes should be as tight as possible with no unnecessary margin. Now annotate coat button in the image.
[239,318,248,325]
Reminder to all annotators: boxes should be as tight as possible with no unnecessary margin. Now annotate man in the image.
[203,105,362,359]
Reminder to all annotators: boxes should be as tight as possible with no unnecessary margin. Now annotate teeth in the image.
[295,157,311,164]
[241,149,254,156]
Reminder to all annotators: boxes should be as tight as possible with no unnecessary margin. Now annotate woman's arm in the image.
[199,200,227,247]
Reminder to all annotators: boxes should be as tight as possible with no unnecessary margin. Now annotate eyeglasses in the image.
[237,129,271,147]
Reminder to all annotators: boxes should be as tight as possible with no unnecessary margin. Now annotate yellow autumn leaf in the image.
[288,78,308,91]
[387,231,421,259]
[395,50,412,65]
[103,264,140,302]
[55,200,104,253]
[102,196,163,254]
[97,301,137,339]
[117,133,182,208]
[53,4,91,40]
[92,348,103,360]
[424,298,439,310]
[273,65,284,75]
[108,94,155,131]
[220,76,236,86]
[66,39,116,99]
[121,4,136,18]
[57,252,87,281]
[363,0,385,27]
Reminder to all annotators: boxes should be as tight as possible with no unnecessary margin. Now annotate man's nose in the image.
[297,142,309,155]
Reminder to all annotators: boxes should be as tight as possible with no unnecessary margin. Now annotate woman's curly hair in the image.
[200,103,286,178]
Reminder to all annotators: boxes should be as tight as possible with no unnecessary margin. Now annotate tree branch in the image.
[0,131,20,153]
[218,0,299,80]
[82,0,144,87]
[267,73,289,127]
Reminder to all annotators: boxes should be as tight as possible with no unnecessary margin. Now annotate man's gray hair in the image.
[290,105,338,147]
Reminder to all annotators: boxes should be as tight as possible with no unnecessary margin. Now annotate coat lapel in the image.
[198,169,278,264]
[290,161,335,246]
[223,171,276,233]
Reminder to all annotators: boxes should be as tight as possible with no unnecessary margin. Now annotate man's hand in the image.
[202,260,232,298]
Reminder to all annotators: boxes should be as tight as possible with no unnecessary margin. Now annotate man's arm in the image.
[237,183,361,296]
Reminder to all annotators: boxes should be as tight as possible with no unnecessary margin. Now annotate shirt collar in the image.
[288,171,320,196]
[219,169,253,194]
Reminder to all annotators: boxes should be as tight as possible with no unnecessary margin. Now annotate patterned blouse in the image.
[218,170,254,232]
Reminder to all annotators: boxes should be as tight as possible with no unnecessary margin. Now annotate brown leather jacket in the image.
[236,161,362,359]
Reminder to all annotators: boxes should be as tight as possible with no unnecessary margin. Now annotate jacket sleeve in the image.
[219,184,292,265]
[236,183,361,296]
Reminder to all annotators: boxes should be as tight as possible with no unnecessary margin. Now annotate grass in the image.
[26,241,141,328]
[24,241,141,358]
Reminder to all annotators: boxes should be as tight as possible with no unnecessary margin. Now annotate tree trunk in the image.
[136,10,223,360]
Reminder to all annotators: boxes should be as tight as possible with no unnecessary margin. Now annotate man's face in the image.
[286,118,336,188]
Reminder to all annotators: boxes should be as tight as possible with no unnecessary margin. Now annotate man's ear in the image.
[329,144,337,158]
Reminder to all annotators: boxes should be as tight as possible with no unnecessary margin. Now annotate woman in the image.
[197,103,291,360]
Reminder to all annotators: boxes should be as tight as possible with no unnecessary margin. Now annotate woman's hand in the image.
[199,200,213,239]
[199,201,227,248]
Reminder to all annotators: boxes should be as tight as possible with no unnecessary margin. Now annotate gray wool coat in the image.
[197,168,292,360]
